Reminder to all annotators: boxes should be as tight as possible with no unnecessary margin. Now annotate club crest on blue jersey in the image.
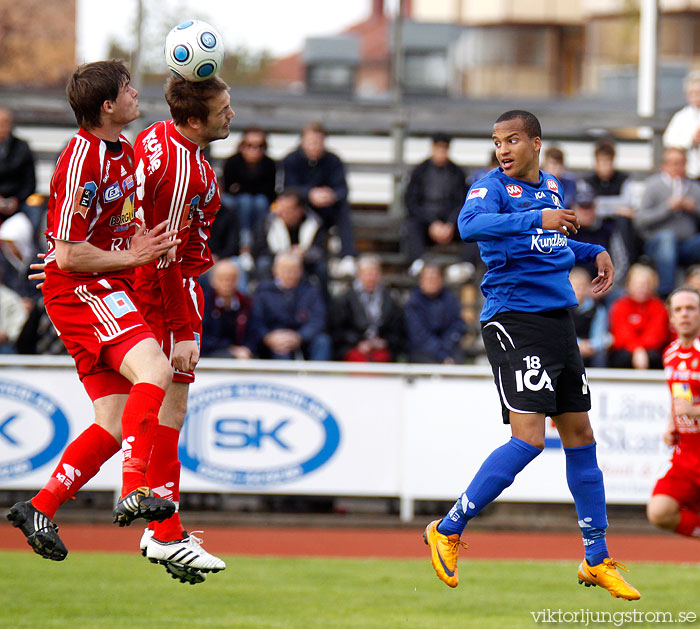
[546,179,559,192]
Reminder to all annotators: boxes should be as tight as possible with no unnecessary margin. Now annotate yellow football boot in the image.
[423,519,467,588]
[578,558,641,600]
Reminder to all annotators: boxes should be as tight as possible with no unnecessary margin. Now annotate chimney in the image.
[372,0,383,18]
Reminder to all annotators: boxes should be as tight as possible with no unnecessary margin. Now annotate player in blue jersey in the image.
[423,110,641,600]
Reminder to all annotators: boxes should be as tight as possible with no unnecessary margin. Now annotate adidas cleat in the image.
[423,519,467,588]
[578,558,641,600]
[6,501,68,561]
[163,562,206,585]
[112,487,175,527]
[146,531,226,572]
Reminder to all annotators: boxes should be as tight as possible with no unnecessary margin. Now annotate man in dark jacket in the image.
[0,108,36,227]
[404,133,468,274]
[246,251,331,360]
[404,262,466,363]
[282,122,356,271]
[331,254,404,361]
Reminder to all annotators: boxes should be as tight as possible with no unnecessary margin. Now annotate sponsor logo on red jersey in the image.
[506,184,523,198]
[546,179,558,192]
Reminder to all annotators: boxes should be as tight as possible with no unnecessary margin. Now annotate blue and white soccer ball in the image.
[164,20,224,82]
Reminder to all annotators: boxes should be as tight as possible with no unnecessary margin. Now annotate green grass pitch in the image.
[1,552,698,628]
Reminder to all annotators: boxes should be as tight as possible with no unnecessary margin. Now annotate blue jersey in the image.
[458,168,605,321]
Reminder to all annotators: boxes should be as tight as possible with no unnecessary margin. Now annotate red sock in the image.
[120,382,166,496]
[31,424,120,519]
[147,424,183,541]
[675,509,700,537]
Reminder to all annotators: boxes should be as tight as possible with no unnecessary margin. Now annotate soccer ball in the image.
[164,20,224,82]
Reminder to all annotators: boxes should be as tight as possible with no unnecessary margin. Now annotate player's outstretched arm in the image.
[55,220,179,273]
[591,250,614,296]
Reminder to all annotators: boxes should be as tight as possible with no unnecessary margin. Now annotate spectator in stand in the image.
[246,250,331,360]
[663,70,700,180]
[217,126,277,271]
[584,139,638,283]
[251,188,328,291]
[570,266,610,368]
[543,146,577,208]
[0,267,28,353]
[0,208,37,296]
[684,265,700,292]
[201,259,252,359]
[330,253,404,362]
[608,264,669,369]
[467,150,499,187]
[0,108,36,230]
[15,295,66,356]
[282,121,356,276]
[404,262,466,364]
[404,133,471,276]
[635,147,700,297]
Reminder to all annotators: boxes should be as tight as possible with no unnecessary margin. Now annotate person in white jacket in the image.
[663,70,700,180]
[0,270,28,352]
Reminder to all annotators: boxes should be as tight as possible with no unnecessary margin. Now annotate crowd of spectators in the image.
[7,72,700,368]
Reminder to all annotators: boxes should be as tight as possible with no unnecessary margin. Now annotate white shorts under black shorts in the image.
[481,309,591,424]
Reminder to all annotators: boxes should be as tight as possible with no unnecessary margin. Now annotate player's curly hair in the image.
[165,76,230,127]
[66,60,131,130]
[495,110,542,139]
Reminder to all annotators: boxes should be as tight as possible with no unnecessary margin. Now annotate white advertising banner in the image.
[0,360,673,512]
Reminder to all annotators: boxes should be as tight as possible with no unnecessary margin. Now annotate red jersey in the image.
[132,120,218,343]
[663,338,700,464]
[43,129,137,301]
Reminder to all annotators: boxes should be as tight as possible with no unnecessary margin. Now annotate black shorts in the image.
[481,309,591,424]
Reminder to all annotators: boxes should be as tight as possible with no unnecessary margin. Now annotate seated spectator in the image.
[0,210,37,295]
[570,266,610,368]
[282,121,356,276]
[201,259,252,359]
[584,139,638,278]
[404,133,472,276]
[634,147,700,297]
[0,107,36,228]
[683,265,700,292]
[252,188,328,291]
[404,262,466,364]
[246,251,331,360]
[217,126,277,270]
[608,264,669,369]
[662,69,700,180]
[330,254,404,362]
[15,295,65,355]
[543,146,577,208]
[468,150,499,187]
[0,267,28,353]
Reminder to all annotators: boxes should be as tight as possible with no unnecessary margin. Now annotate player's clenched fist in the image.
[541,208,579,235]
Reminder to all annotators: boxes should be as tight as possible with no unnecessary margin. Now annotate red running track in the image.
[1,523,698,563]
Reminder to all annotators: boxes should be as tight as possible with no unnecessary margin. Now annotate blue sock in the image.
[437,437,542,536]
[565,442,609,566]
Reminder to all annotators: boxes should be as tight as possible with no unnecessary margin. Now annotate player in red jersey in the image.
[6,61,180,561]
[648,286,700,539]
[132,76,234,583]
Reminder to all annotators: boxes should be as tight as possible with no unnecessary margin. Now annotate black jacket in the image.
[404,158,466,224]
[222,153,277,202]
[0,135,35,204]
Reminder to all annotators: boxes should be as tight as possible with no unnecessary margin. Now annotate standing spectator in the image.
[570,266,609,368]
[404,263,466,364]
[251,188,328,290]
[0,107,36,228]
[217,126,276,269]
[331,253,404,362]
[201,259,252,359]
[635,147,700,297]
[282,121,356,276]
[543,146,577,208]
[246,251,331,360]
[608,264,669,369]
[663,70,700,180]
[0,267,28,352]
[403,133,470,275]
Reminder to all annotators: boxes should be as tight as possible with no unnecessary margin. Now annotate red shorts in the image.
[139,277,203,384]
[45,277,155,400]
[652,458,700,512]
